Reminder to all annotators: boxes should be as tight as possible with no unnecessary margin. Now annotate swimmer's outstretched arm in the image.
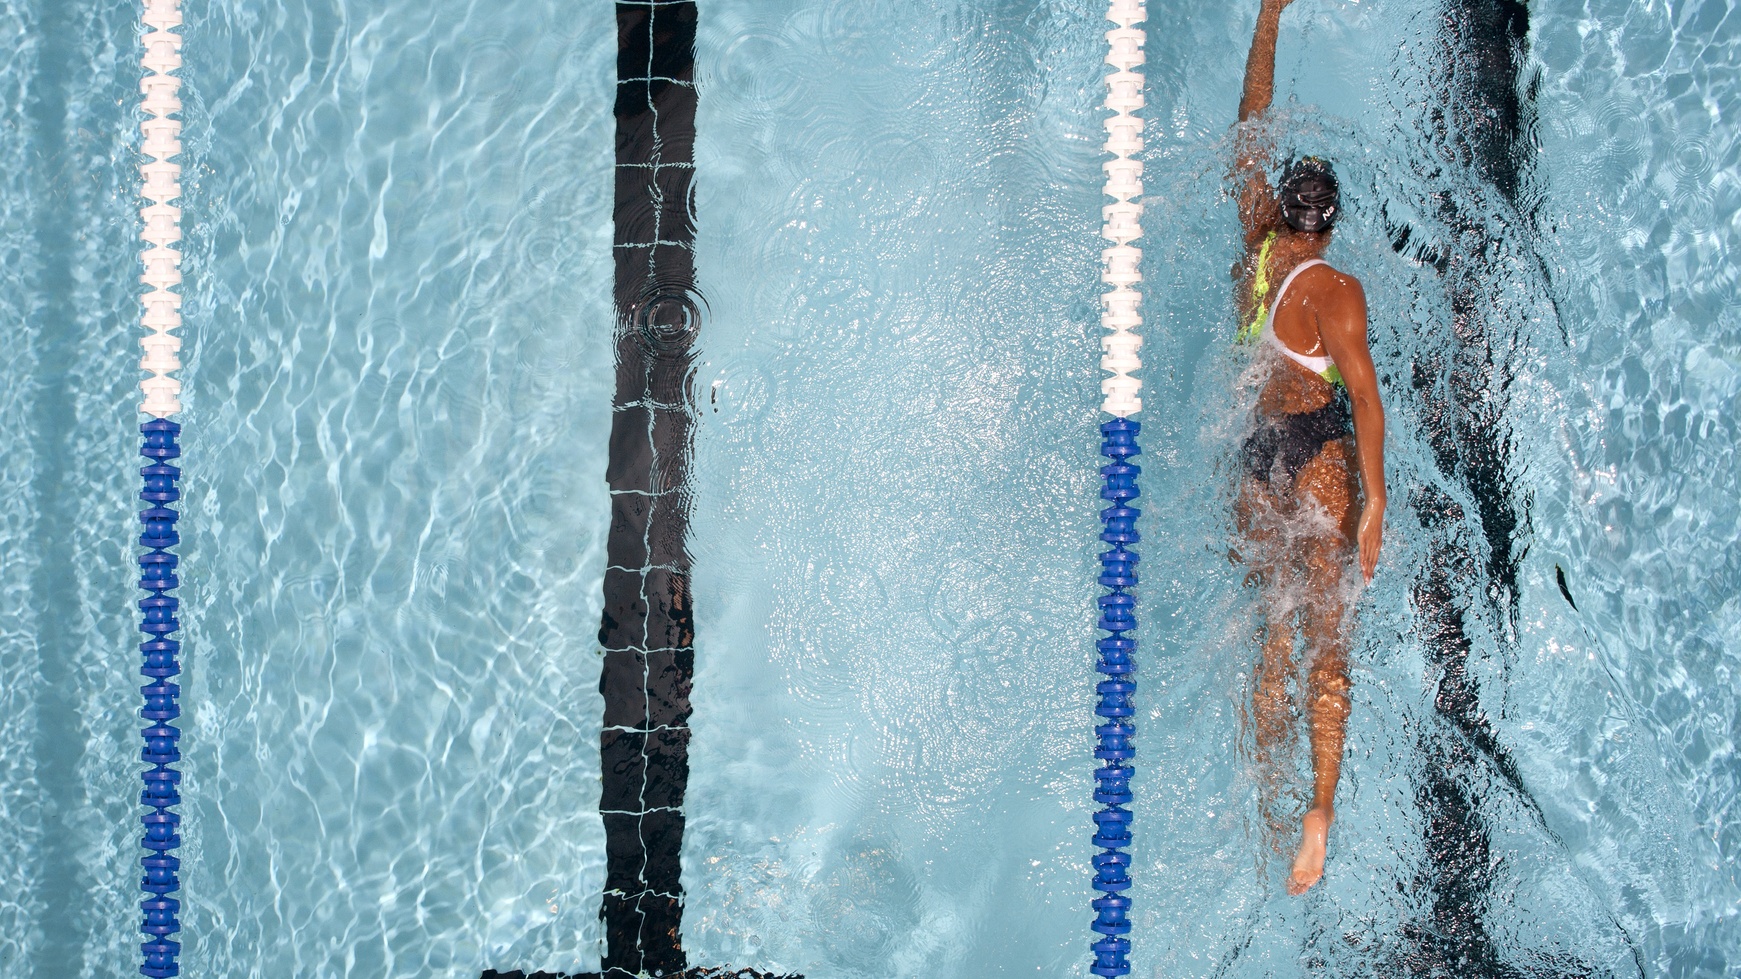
[1238,0,1297,123]
[1315,277,1387,582]
[1234,0,1298,251]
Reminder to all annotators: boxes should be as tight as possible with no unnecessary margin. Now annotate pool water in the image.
[0,0,1735,977]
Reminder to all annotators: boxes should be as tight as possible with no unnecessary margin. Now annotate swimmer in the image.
[1230,0,1386,895]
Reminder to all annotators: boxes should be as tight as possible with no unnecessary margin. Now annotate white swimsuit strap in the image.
[1262,259,1334,372]
[1273,258,1327,312]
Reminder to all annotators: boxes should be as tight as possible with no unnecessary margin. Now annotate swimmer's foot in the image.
[1286,806,1333,896]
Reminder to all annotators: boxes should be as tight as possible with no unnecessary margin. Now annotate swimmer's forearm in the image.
[1353,405,1385,510]
[1353,404,1385,582]
[1238,1,1289,122]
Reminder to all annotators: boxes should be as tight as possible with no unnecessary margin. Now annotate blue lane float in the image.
[139,419,183,978]
[1090,419,1140,978]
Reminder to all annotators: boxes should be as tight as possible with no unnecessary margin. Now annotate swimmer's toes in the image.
[1285,865,1321,896]
[1286,807,1332,896]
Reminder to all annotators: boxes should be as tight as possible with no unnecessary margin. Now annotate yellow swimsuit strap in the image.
[1237,231,1345,387]
[1237,232,1277,344]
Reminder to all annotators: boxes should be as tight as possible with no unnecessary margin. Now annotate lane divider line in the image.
[137,2,186,977]
[1091,2,1144,977]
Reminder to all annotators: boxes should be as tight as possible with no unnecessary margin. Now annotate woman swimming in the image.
[1231,0,1387,895]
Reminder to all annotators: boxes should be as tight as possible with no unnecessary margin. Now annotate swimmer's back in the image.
[1268,261,1364,368]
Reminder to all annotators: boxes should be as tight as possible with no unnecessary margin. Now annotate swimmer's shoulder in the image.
[1296,261,1365,308]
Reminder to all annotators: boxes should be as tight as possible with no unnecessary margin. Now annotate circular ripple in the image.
[866,130,944,207]
[460,38,525,105]
[1672,188,1716,234]
[1702,263,1741,310]
[810,844,917,969]
[414,561,450,613]
[1671,132,1714,182]
[706,28,806,116]
[706,361,774,429]
[807,0,894,60]
[630,288,706,352]
[516,229,577,278]
[1596,95,1650,157]
[1558,223,1605,283]
[516,322,575,378]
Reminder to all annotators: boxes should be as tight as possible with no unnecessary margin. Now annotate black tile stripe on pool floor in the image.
[595,1,696,968]
[594,1,700,974]
[480,961,797,968]
[482,3,801,977]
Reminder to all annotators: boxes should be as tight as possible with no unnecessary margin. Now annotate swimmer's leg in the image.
[1283,441,1358,895]
[1237,476,1301,846]
[1288,546,1352,896]
[1231,476,1275,581]
[1251,603,1297,840]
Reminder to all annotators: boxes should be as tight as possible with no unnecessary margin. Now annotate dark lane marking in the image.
[487,961,804,968]
[482,4,799,977]
[598,2,702,975]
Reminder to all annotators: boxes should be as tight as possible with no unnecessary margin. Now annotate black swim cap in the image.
[1280,157,1340,233]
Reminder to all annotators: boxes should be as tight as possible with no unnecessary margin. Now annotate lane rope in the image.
[1091,1,1144,976]
[1100,0,1144,418]
[137,1,186,976]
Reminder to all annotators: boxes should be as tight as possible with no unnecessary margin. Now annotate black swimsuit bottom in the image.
[1242,390,1353,486]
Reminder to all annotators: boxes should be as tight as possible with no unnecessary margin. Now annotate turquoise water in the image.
[0,1,1736,977]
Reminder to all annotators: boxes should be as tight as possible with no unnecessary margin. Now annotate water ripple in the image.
[174,0,618,974]
[1,0,1736,976]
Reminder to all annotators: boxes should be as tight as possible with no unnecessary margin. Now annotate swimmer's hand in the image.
[1358,496,1384,583]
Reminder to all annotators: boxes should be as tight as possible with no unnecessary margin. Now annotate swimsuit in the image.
[1238,233,1343,386]
[1239,232,1352,485]
[1241,393,1352,486]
